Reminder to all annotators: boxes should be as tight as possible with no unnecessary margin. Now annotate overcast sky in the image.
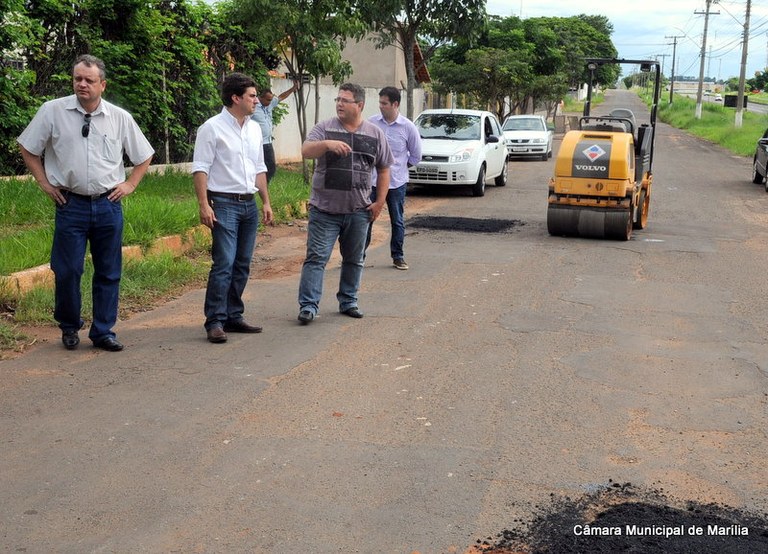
[486,0,768,81]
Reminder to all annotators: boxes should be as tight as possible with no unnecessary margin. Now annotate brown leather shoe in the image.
[206,326,228,343]
[223,319,263,333]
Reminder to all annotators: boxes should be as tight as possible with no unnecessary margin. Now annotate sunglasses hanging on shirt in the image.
[82,113,91,138]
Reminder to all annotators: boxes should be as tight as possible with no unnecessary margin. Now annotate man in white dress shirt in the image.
[192,72,273,343]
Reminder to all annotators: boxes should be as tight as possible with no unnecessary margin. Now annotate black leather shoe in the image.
[298,310,314,324]
[62,330,80,350]
[340,307,364,319]
[93,337,124,352]
[224,319,263,333]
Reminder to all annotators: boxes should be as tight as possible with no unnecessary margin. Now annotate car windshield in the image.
[503,118,545,132]
[416,114,481,140]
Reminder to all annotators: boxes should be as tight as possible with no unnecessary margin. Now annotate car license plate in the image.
[512,147,528,152]
[417,166,438,173]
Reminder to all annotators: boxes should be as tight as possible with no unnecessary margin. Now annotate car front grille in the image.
[420,155,449,162]
[409,169,449,181]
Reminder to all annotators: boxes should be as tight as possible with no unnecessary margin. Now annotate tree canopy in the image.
[1,0,620,176]
[359,0,486,119]
[430,14,618,122]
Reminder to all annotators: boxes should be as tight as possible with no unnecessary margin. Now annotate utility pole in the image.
[695,0,719,119]
[736,0,752,128]
[666,35,685,104]
[655,53,670,77]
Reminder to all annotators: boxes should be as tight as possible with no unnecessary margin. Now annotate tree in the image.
[746,70,768,92]
[229,0,365,181]
[0,0,40,174]
[361,0,486,119]
[2,0,249,169]
[430,14,615,121]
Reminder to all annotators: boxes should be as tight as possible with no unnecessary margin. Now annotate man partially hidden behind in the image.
[367,86,422,270]
[251,81,299,182]
[297,82,393,324]
[17,54,154,352]
[192,72,273,344]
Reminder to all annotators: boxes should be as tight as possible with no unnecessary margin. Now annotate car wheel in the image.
[495,161,508,186]
[752,158,765,184]
[472,166,486,197]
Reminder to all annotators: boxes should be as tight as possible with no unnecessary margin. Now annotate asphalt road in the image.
[2,89,767,553]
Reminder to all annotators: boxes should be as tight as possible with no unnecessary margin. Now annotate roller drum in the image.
[547,205,632,241]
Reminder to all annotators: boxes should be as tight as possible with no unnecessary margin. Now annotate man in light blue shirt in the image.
[251,81,298,182]
[367,86,422,270]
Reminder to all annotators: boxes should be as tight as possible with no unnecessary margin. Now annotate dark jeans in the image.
[263,143,276,183]
[204,195,259,330]
[366,184,406,260]
[51,194,123,343]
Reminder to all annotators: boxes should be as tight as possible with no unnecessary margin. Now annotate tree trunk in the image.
[399,29,417,120]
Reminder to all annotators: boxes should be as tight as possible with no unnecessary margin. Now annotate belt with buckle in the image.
[64,189,113,200]
[208,191,255,202]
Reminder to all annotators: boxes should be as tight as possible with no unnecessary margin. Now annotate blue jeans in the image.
[298,206,370,315]
[366,185,406,260]
[51,194,123,343]
[204,196,259,330]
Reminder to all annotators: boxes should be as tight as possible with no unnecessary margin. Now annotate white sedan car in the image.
[408,109,508,197]
[502,114,553,161]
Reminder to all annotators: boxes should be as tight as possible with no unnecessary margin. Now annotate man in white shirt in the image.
[192,72,273,343]
[17,54,154,352]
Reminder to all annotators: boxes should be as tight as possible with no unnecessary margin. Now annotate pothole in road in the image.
[475,482,768,553]
[407,216,524,234]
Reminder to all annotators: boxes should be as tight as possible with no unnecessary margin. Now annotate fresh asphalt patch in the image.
[475,482,768,553]
[407,215,524,234]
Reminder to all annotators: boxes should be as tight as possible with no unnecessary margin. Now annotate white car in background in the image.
[408,109,508,197]
[502,114,554,161]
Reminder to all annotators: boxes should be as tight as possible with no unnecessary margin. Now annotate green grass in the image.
[564,92,605,114]
[0,165,308,354]
[6,248,212,325]
[0,166,308,276]
[645,91,768,157]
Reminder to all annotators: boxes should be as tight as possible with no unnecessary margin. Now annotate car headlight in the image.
[532,138,546,144]
[449,148,474,163]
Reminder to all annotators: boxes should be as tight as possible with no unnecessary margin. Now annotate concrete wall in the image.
[270,78,426,164]
[323,36,408,90]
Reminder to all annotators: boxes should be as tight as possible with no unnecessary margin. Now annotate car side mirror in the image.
[486,135,500,144]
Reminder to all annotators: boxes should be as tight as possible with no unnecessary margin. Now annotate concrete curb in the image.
[1,226,208,297]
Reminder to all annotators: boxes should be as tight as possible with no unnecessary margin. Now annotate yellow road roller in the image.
[547,58,660,240]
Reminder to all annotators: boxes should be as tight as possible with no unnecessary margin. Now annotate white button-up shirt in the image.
[17,95,154,195]
[192,108,267,194]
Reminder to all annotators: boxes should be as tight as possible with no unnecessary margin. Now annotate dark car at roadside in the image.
[752,127,768,191]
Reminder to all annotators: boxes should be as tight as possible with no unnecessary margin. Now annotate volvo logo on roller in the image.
[573,141,611,178]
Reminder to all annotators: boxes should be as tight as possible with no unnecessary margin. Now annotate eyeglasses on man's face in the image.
[82,113,92,138]
[334,97,359,105]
